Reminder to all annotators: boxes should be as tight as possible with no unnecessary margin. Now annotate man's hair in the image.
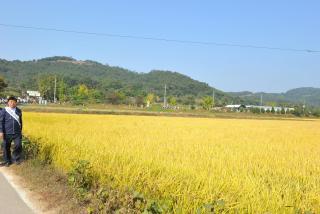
[7,96,17,102]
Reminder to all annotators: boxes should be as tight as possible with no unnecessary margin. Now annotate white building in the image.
[26,90,46,104]
[225,104,294,112]
[26,90,41,97]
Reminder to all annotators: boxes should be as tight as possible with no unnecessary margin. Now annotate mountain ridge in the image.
[0,56,240,105]
[228,87,320,106]
[0,56,318,106]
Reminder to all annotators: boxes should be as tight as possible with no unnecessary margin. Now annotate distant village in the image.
[5,90,295,114]
[0,90,46,105]
[224,104,294,113]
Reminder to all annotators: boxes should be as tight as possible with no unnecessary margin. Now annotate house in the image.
[26,90,44,104]
[225,104,246,111]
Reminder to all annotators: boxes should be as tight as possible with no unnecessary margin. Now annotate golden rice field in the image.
[23,112,320,213]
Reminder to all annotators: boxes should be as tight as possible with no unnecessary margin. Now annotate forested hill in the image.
[0,56,239,105]
[228,87,320,107]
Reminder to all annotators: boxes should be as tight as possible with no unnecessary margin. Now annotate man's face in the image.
[8,100,17,108]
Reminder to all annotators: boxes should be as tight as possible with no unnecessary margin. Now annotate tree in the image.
[251,108,261,114]
[145,93,155,107]
[182,95,196,105]
[71,84,89,105]
[88,89,103,103]
[201,96,213,110]
[78,84,89,97]
[0,76,8,94]
[58,79,68,102]
[107,91,126,105]
[292,105,303,117]
[37,74,55,101]
[135,95,145,107]
[168,96,177,106]
[0,77,7,91]
[312,108,320,117]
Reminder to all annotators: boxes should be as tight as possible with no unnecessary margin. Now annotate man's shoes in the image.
[15,160,22,165]
[0,162,12,167]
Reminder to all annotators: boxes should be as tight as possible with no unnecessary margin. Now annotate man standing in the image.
[0,96,23,167]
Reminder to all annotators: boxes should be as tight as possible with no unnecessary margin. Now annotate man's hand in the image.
[0,132,3,139]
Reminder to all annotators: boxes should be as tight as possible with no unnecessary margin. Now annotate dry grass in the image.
[10,160,85,214]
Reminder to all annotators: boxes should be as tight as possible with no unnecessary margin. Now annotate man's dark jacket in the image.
[0,107,23,135]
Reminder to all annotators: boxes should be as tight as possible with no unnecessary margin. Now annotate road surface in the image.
[0,169,35,214]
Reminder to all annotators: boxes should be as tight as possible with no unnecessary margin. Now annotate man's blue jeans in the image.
[2,134,22,163]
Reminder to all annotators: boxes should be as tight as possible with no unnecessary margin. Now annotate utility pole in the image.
[260,94,263,113]
[54,76,57,103]
[212,89,215,109]
[163,84,167,108]
[302,94,310,115]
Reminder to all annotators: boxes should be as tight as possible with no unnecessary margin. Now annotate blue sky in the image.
[1,0,319,92]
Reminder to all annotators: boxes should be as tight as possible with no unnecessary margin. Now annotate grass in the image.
[11,158,154,214]
[11,160,85,213]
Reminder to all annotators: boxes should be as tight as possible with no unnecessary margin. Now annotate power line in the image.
[0,23,319,53]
